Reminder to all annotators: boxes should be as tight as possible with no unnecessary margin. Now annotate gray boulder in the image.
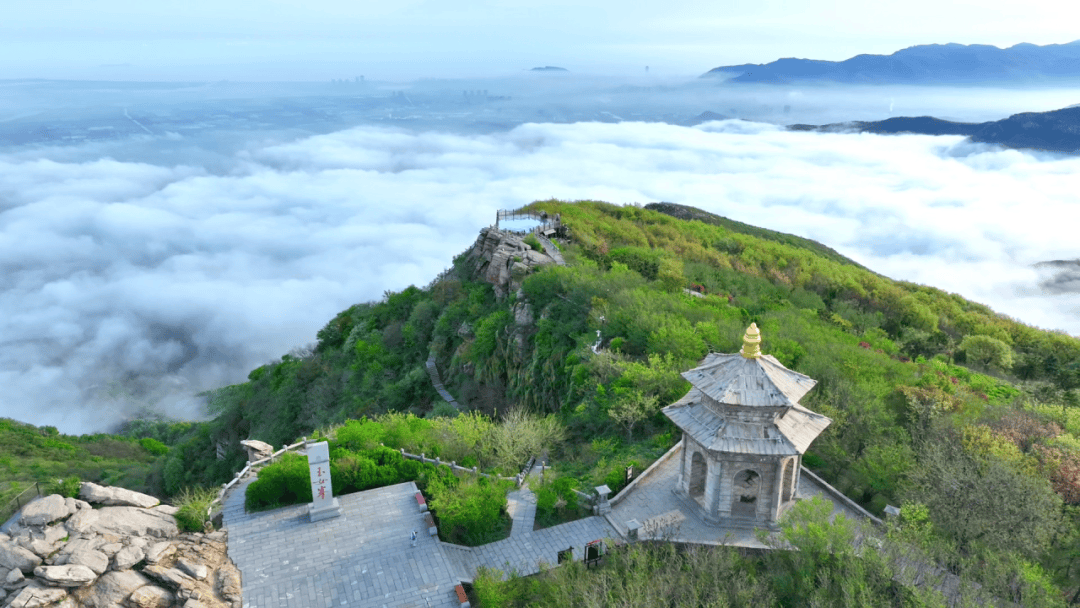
[33,564,98,587]
[144,542,175,564]
[126,584,174,608]
[20,495,73,527]
[77,570,150,608]
[240,439,274,462]
[79,482,159,509]
[113,546,145,571]
[5,567,24,586]
[177,558,208,581]
[0,539,43,573]
[66,548,110,575]
[152,504,179,516]
[7,581,68,607]
[142,564,195,591]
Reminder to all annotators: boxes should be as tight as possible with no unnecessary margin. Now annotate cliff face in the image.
[465,227,561,363]
[468,227,559,300]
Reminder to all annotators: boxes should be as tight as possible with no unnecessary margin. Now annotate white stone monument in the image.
[307,441,342,522]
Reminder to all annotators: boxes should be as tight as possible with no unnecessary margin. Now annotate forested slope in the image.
[9,199,1079,605]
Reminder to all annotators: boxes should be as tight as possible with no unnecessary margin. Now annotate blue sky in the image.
[4,0,1078,80]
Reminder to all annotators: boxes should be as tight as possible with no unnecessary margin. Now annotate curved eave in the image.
[663,388,819,457]
[681,353,817,407]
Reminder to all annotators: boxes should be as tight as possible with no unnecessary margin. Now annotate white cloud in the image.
[2,119,1078,433]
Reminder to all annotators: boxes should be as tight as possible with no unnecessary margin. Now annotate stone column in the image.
[308,441,342,522]
[794,455,802,497]
[706,460,722,521]
[676,436,686,490]
[773,459,785,522]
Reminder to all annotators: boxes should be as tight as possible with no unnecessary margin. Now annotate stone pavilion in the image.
[662,323,832,528]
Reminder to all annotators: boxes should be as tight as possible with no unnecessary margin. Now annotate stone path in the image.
[441,516,616,583]
[505,483,537,537]
[425,354,460,411]
[534,234,566,266]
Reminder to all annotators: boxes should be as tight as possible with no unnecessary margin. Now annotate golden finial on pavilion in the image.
[740,323,762,358]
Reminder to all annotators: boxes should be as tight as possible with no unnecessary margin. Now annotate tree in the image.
[904,428,1061,558]
[608,390,658,440]
[487,408,565,473]
[959,335,1014,372]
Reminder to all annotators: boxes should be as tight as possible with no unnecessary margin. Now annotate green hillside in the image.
[8,199,1080,605]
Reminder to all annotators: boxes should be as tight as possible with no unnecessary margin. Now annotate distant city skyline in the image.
[3,0,1078,81]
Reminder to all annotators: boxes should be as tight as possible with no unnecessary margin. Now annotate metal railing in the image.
[207,439,309,519]
[0,481,43,524]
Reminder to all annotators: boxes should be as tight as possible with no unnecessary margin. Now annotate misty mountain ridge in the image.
[789,105,1080,154]
[705,40,1080,84]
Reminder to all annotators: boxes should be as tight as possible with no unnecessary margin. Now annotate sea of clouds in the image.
[2,120,1078,433]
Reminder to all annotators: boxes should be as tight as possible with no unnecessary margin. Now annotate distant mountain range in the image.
[703,40,1080,84]
[788,105,1080,153]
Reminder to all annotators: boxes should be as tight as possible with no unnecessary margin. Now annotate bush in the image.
[174,486,218,532]
[139,437,169,456]
[245,453,312,511]
[427,475,512,546]
[523,234,543,252]
[49,476,81,498]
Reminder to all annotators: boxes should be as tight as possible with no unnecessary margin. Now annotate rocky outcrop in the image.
[19,496,73,528]
[78,483,159,509]
[65,506,177,539]
[4,490,242,608]
[239,440,273,463]
[469,227,558,299]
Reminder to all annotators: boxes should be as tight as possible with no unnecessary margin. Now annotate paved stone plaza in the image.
[223,449,870,607]
[224,479,463,608]
[224,468,619,607]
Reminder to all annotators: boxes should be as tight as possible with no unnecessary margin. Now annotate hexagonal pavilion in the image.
[662,323,832,528]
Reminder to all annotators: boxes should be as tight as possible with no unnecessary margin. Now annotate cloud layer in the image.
[2,120,1078,433]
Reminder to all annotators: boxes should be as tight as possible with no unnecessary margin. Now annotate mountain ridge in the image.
[704,40,1080,84]
[788,105,1080,154]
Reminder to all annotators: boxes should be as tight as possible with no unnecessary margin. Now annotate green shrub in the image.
[245,453,312,511]
[333,419,386,452]
[174,486,218,532]
[553,477,579,511]
[49,476,81,498]
[427,475,512,546]
[523,234,542,252]
[139,437,169,456]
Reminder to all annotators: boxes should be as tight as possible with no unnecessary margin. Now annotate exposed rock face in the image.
[469,227,558,299]
[6,487,243,608]
[239,440,273,463]
[66,506,178,539]
[79,482,160,509]
[510,299,536,362]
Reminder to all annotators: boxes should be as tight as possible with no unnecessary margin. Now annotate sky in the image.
[2,1,1080,434]
[3,0,1079,80]
[3,119,1080,433]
